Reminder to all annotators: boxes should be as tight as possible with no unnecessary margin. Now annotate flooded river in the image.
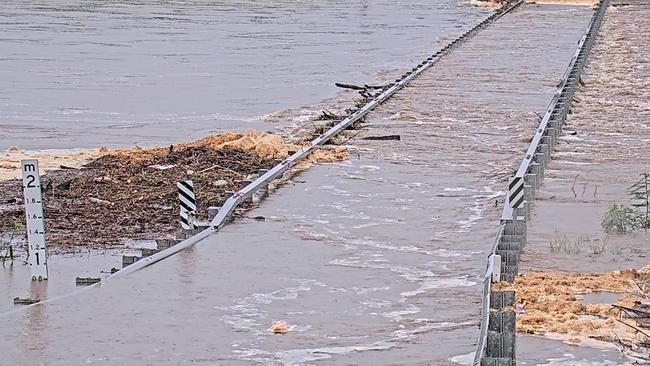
[0,0,490,150]
[0,3,597,365]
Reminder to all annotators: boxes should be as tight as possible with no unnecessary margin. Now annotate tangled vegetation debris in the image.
[270,320,292,334]
[0,145,272,249]
[495,265,650,358]
[0,130,347,250]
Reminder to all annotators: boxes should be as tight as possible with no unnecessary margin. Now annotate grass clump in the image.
[549,231,609,257]
[549,231,580,254]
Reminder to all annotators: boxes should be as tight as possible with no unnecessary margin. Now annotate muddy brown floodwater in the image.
[0,0,491,151]
[0,3,597,365]
[514,0,650,364]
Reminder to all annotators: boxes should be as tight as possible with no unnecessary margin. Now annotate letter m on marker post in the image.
[508,177,525,209]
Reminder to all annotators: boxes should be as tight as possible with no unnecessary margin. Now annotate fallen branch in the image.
[362,135,401,141]
[571,175,579,198]
[335,82,385,90]
[615,318,650,338]
[89,197,113,206]
[149,164,176,171]
[317,109,340,121]
[196,164,244,176]
[360,91,373,99]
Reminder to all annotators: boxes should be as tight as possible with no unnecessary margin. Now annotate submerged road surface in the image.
[0,3,594,365]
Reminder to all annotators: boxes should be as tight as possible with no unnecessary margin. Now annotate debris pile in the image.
[186,129,301,160]
[0,144,272,249]
[0,130,346,250]
[495,270,635,335]
[495,267,650,359]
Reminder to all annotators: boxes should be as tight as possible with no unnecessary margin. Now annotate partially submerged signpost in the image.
[21,159,48,281]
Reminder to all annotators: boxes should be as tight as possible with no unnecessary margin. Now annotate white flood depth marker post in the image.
[21,159,48,281]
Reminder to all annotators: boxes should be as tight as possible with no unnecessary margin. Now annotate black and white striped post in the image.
[508,176,525,221]
[177,180,197,230]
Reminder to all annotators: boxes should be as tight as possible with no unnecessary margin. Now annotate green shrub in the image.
[601,203,644,234]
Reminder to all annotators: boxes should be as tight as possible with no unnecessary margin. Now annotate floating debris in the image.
[270,320,291,334]
[494,269,637,336]
[13,297,40,305]
[75,277,101,286]
[362,135,401,141]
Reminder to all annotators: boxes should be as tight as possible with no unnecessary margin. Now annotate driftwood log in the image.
[335,82,385,90]
[362,135,401,141]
